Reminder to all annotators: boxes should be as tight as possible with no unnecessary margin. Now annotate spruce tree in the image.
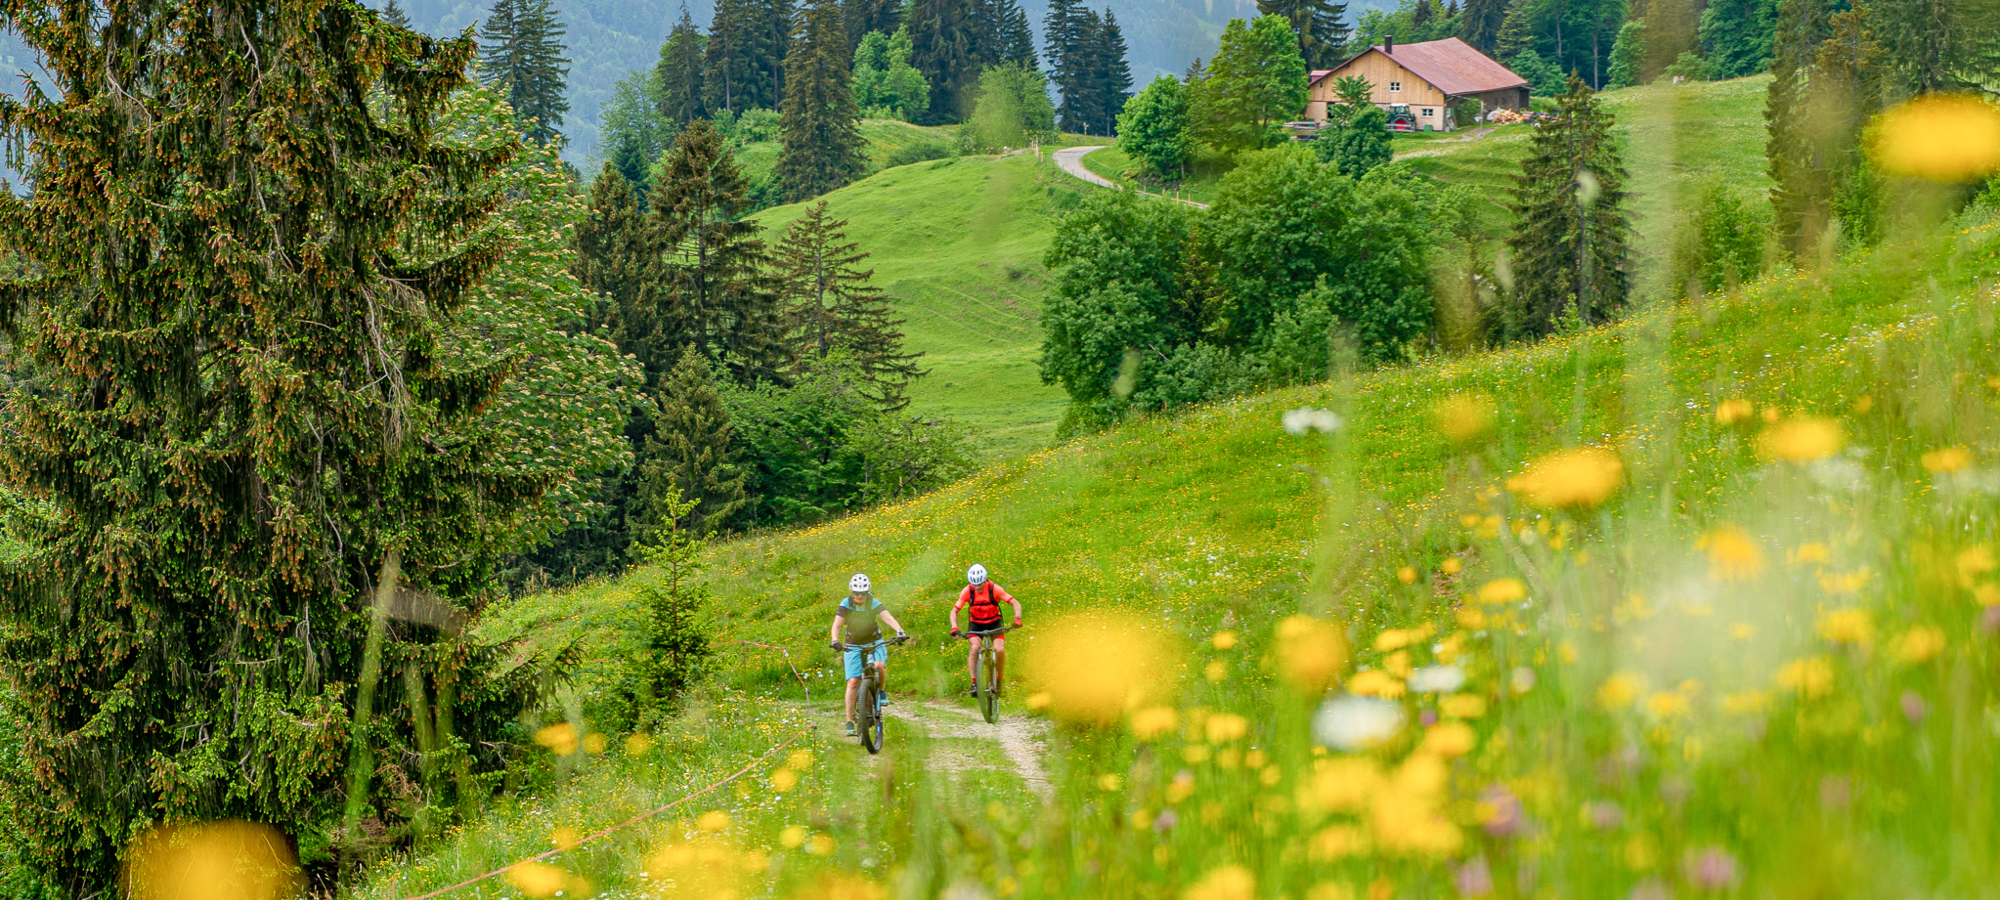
[1696,0,1777,80]
[778,202,925,408]
[1087,10,1135,135]
[907,0,979,121]
[0,3,533,889]
[844,0,908,52]
[646,120,789,381]
[998,0,1042,67]
[581,167,665,380]
[1459,0,1508,54]
[706,0,785,112]
[1505,75,1631,339]
[1046,0,1088,130]
[1766,0,1882,258]
[383,0,412,28]
[780,0,870,200]
[633,350,750,539]
[480,0,572,143]
[657,8,709,126]
[604,70,669,190]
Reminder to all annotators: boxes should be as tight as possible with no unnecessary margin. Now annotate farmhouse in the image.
[1305,37,1530,132]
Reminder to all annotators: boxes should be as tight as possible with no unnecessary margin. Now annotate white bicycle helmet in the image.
[967,564,988,586]
[849,573,872,593]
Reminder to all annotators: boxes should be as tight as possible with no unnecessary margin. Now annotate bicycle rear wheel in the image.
[979,649,1000,723]
[861,679,884,754]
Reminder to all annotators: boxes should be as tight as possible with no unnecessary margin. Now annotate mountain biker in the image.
[830,573,907,736]
[949,564,1022,696]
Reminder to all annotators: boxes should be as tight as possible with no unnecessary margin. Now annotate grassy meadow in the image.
[750,151,1096,456]
[356,122,2000,897]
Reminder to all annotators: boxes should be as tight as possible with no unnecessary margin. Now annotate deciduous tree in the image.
[1194,16,1309,151]
[1117,74,1195,179]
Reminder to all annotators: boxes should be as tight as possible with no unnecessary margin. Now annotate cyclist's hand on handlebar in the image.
[950,628,962,638]
[829,640,842,652]
[893,631,909,645]
[1014,617,1023,627]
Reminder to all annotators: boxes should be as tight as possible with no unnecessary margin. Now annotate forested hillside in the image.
[379,0,1404,163]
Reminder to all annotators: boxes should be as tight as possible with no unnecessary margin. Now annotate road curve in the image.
[1050,144,1209,209]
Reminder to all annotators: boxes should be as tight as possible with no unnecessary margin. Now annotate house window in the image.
[1389,80,1402,92]
[1421,107,1435,117]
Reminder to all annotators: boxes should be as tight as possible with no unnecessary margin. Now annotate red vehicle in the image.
[1386,107,1418,132]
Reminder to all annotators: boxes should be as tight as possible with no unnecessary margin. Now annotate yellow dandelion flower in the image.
[582,732,608,754]
[1977,584,2000,606]
[1890,626,1946,665]
[1433,394,1497,444]
[1644,692,1690,719]
[771,768,800,792]
[1307,824,1372,861]
[1456,607,1487,629]
[1304,757,1382,813]
[126,820,301,900]
[810,874,888,900]
[1205,659,1229,682]
[1307,883,1356,900]
[1022,611,1175,725]
[1205,713,1250,744]
[1384,650,1413,678]
[1597,672,1646,711]
[1441,558,1463,575]
[1420,721,1477,757]
[1817,608,1873,645]
[697,810,733,832]
[1182,864,1256,900]
[1374,629,1414,651]
[1956,545,1996,588]
[1870,94,2000,181]
[779,825,807,849]
[1701,527,1766,582]
[504,862,572,899]
[1721,690,1768,715]
[1478,578,1528,605]
[1923,446,1973,473]
[1397,566,1418,585]
[1025,691,1052,710]
[1773,656,1835,698]
[1789,542,1831,565]
[787,749,815,770]
[1756,417,1844,462]
[1211,630,1239,651]
[1440,693,1487,719]
[1275,615,1351,693]
[1713,399,1754,425]
[1096,773,1124,791]
[1130,706,1180,741]
[533,722,579,755]
[550,827,580,850]
[1346,669,1406,698]
[807,834,837,856]
[1505,447,1625,508]
[1817,569,1872,595]
[625,733,657,757]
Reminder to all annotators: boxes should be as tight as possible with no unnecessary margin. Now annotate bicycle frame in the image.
[844,638,891,753]
[961,626,1014,723]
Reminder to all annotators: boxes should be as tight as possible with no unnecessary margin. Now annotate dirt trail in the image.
[887,701,1053,800]
[1051,145,1210,210]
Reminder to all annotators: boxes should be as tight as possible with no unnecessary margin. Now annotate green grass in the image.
[360,194,2000,899]
[750,152,1095,457]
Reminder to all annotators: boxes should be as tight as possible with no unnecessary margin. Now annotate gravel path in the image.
[1051,145,1209,210]
[887,700,1053,800]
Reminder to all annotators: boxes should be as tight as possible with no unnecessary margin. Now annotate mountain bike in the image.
[845,636,905,754]
[961,626,1015,724]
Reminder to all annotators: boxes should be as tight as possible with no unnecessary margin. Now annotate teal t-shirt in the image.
[838,595,888,643]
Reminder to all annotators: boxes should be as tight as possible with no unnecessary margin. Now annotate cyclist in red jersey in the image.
[948,563,1022,696]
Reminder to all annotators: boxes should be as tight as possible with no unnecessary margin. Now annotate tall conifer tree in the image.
[998,0,1041,67]
[632,350,749,539]
[780,0,870,200]
[645,120,788,381]
[581,167,662,379]
[907,0,979,121]
[778,203,925,408]
[1258,0,1351,66]
[844,0,907,52]
[1505,75,1631,339]
[1046,0,1088,129]
[1088,10,1134,134]
[1766,0,1882,258]
[480,0,572,143]
[706,0,787,111]
[0,3,532,889]
[382,0,412,28]
[1459,0,1508,53]
[657,8,709,125]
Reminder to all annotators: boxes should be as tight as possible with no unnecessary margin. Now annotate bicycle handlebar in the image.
[840,635,907,651]
[957,625,1016,639]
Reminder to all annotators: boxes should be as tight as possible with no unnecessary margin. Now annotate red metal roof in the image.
[1330,37,1528,96]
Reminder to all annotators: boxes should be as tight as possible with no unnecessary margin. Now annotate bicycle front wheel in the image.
[980,650,999,723]
[861,684,885,754]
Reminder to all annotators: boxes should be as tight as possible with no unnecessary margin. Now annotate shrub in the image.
[1670,182,1768,297]
[882,142,955,167]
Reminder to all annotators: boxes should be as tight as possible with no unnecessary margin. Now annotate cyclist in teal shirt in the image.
[829,573,907,736]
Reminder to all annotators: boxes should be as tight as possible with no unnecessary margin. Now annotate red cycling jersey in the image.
[956,582,1016,630]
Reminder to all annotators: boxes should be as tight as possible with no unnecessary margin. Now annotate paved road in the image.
[1050,144,1209,209]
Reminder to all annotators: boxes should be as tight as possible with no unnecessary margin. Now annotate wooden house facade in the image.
[1305,37,1530,132]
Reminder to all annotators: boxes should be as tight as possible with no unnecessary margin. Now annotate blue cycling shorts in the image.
[843,643,887,680]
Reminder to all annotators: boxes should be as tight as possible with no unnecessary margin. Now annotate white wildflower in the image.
[1312,695,1406,751]
[1408,664,1467,694]
[1283,407,1344,435]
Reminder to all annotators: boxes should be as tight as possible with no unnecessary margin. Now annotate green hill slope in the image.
[363,200,2000,899]
[751,151,1094,456]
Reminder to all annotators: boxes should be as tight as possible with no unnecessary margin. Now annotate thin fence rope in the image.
[730,640,813,702]
[398,732,807,900]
